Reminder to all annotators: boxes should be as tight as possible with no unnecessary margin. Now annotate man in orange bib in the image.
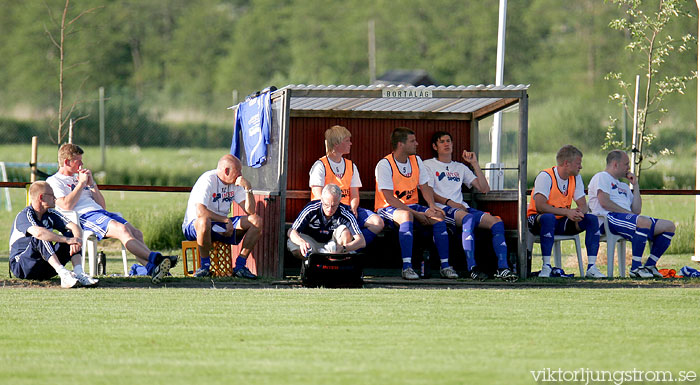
[374,127,454,280]
[527,145,602,278]
[309,125,384,247]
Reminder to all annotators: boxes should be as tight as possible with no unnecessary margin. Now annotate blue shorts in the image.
[183,216,243,245]
[527,214,581,236]
[377,204,429,228]
[80,210,128,240]
[356,207,380,228]
[604,212,657,241]
[442,206,485,227]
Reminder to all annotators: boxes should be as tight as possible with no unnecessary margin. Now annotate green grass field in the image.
[0,288,698,385]
[2,145,700,385]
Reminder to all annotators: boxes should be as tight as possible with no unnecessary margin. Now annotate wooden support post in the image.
[30,136,38,183]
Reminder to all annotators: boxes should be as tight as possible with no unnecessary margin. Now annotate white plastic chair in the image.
[58,209,129,277]
[598,215,627,278]
[527,232,585,277]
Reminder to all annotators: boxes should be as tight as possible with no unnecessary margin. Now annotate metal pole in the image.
[368,19,376,84]
[631,75,640,175]
[487,0,507,190]
[693,0,700,261]
[99,86,105,170]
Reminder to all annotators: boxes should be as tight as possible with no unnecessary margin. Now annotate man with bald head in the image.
[10,181,97,288]
[183,154,262,278]
[588,149,676,278]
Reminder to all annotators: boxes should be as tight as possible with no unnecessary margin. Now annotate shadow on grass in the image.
[3,276,700,289]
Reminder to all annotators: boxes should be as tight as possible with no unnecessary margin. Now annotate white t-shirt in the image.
[532,167,585,201]
[182,170,247,231]
[423,158,476,209]
[375,155,430,191]
[308,158,362,188]
[588,171,633,215]
[46,173,104,215]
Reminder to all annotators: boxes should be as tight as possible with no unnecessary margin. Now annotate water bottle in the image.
[97,251,107,275]
[420,249,430,278]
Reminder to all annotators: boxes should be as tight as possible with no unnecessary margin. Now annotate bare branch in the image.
[43,24,60,49]
[64,60,90,71]
[67,6,103,25]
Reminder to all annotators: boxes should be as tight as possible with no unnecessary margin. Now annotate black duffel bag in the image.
[300,253,364,288]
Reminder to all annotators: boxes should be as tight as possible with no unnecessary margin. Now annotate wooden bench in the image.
[282,190,520,277]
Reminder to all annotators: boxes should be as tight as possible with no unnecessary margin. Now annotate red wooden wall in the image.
[285,117,471,222]
[230,193,280,277]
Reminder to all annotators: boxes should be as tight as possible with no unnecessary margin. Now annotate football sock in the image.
[538,214,556,257]
[56,266,71,276]
[73,264,84,276]
[145,251,161,274]
[200,257,211,269]
[235,255,246,270]
[581,214,601,257]
[361,227,377,246]
[399,221,413,269]
[432,221,450,269]
[461,214,476,270]
[645,232,674,266]
[631,227,651,270]
[491,221,509,270]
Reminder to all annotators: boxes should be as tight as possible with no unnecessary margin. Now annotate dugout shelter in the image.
[233,84,530,279]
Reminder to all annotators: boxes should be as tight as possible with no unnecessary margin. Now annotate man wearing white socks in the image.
[588,150,675,278]
[9,181,97,288]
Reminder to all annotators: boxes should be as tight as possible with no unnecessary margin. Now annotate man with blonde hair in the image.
[309,125,384,247]
[588,150,675,278]
[9,181,97,287]
[527,145,603,278]
[183,154,262,278]
[47,143,177,284]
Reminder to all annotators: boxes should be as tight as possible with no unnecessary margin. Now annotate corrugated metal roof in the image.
[283,84,529,91]
[281,84,528,116]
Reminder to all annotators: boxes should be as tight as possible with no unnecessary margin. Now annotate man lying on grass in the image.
[9,181,97,288]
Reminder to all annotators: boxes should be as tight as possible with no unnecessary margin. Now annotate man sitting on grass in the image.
[183,154,262,279]
[48,143,177,284]
[588,150,675,278]
[9,181,97,288]
[287,183,366,258]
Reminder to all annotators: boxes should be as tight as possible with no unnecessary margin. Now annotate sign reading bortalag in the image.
[382,88,433,98]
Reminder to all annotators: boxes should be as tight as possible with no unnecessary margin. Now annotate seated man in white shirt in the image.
[526,145,603,278]
[308,125,383,246]
[423,131,517,282]
[182,154,262,279]
[47,143,177,284]
[374,127,452,280]
[588,149,675,278]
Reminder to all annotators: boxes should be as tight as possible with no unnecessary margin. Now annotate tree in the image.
[604,0,696,178]
[44,0,101,144]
